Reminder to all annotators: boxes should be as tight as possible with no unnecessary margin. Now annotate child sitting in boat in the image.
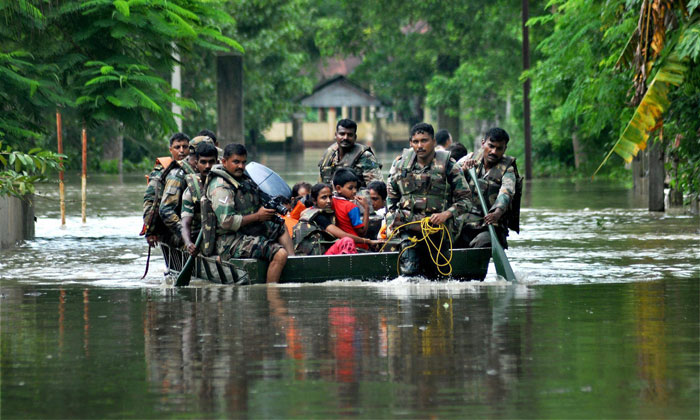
[330,168,371,250]
[292,183,383,255]
[366,180,387,240]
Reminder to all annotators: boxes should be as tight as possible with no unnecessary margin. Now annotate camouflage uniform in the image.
[456,150,520,249]
[158,159,196,246]
[142,163,164,231]
[386,149,470,233]
[318,143,383,188]
[141,157,178,243]
[181,173,205,242]
[292,207,337,255]
[386,148,471,276]
[206,168,284,261]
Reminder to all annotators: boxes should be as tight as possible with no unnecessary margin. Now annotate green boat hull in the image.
[161,244,491,285]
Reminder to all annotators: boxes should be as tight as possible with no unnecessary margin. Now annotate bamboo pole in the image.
[81,125,87,223]
[56,112,66,226]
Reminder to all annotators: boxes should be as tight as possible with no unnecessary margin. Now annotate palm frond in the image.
[593,52,687,176]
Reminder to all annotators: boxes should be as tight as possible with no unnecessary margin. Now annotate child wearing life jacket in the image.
[292,183,383,256]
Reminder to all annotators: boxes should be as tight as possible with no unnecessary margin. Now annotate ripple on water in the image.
[0,205,697,288]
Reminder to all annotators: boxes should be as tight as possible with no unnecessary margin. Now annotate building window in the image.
[352,107,362,121]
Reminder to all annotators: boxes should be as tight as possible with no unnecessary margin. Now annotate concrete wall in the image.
[0,194,35,249]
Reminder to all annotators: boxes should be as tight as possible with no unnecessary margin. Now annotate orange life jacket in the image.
[143,157,173,184]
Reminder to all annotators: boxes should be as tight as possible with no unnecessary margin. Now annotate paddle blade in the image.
[467,167,517,282]
[489,226,516,281]
[175,230,204,287]
[175,256,196,287]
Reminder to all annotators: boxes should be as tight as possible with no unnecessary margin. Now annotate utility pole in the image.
[522,0,533,179]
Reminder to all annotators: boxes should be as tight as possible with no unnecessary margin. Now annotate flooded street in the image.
[1,150,698,418]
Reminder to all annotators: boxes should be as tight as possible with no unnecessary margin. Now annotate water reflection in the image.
[140,285,531,417]
[1,278,697,418]
[634,282,667,404]
[1,150,698,418]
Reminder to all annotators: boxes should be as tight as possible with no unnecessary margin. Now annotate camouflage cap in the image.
[189,135,215,150]
[190,135,223,157]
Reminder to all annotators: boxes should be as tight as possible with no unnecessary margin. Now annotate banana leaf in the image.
[594,52,687,177]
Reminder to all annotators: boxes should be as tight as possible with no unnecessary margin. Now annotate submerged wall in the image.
[0,194,35,249]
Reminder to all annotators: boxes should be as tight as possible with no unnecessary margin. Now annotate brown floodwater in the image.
[1,150,698,418]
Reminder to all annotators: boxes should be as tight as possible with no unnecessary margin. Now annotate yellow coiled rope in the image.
[379,217,453,276]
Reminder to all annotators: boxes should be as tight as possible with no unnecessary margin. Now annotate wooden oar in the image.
[467,167,517,282]
[175,230,203,287]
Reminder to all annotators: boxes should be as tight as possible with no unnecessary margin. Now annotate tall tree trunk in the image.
[290,112,305,152]
[217,54,244,147]
[572,130,585,169]
[409,95,424,127]
[668,134,683,207]
[117,129,123,176]
[437,108,459,143]
[648,138,665,212]
[102,121,123,175]
[633,151,648,196]
[522,0,533,179]
[437,54,460,143]
[505,90,512,122]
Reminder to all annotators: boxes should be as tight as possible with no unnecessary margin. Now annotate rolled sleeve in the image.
[181,188,195,218]
[359,151,384,184]
[491,168,516,212]
[446,160,470,218]
[210,186,243,232]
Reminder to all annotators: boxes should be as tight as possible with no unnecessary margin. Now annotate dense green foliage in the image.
[181,0,316,143]
[0,142,63,198]
[2,0,698,201]
[314,0,545,139]
[529,0,698,195]
[527,0,636,175]
[0,0,239,187]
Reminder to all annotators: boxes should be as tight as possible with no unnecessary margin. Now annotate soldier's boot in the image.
[399,245,420,276]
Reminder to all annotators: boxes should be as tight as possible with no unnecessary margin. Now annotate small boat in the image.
[160,244,491,284]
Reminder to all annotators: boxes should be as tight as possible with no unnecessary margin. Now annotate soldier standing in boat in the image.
[206,144,295,283]
[386,123,470,276]
[158,134,202,247]
[180,141,218,255]
[141,132,190,247]
[456,127,522,249]
[318,119,383,189]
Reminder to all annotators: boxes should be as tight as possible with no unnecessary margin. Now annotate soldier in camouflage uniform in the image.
[318,119,383,189]
[206,144,295,283]
[196,128,224,159]
[141,132,190,247]
[456,127,521,249]
[181,141,218,255]
[158,134,204,247]
[386,123,471,276]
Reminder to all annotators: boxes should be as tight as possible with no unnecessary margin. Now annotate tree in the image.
[315,0,550,153]
[526,0,637,175]
[0,0,240,174]
[595,2,699,179]
[181,0,316,145]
